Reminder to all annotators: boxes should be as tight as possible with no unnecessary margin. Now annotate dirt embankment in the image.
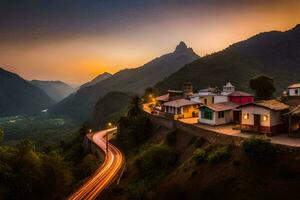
[103,123,300,200]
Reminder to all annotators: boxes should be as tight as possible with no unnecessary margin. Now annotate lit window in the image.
[243,113,249,119]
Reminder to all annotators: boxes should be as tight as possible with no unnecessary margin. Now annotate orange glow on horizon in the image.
[1,1,299,84]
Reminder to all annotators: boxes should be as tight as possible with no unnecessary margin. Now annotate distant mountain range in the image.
[51,41,199,119]
[30,80,75,102]
[80,72,112,89]
[156,25,300,94]
[0,68,54,117]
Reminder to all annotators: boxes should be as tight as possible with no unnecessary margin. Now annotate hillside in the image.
[156,24,300,93]
[89,91,133,129]
[0,68,54,117]
[80,72,112,89]
[103,116,300,200]
[30,80,75,102]
[51,41,199,120]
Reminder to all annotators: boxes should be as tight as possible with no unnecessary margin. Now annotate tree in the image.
[250,75,275,100]
[127,95,142,119]
[142,87,158,103]
[0,129,3,143]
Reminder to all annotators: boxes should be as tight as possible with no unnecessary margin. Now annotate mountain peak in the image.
[292,24,300,31]
[174,41,188,53]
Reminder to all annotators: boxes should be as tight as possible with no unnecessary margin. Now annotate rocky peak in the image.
[174,41,188,53]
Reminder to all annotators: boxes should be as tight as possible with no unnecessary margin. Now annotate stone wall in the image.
[144,112,300,152]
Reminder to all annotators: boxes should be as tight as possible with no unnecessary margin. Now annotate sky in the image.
[1,0,300,85]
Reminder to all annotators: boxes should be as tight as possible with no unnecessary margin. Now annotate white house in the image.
[288,83,300,96]
[240,100,289,136]
[222,82,235,94]
[199,102,238,125]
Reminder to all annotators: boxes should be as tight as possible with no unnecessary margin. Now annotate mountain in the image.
[80,72,112,88]
[30,80,75,102]
[51,41,199,119]
[90,91,133,129]
[0,68,54,117]
[156,25,300,94]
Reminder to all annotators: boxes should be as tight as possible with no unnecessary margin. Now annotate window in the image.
[243,113,249,120]
[218,111,225,118]
[296,89,298,94]
[177,107,182,114]
[204,99,207,105]
[212,97,215,103]
[202,110,213,120]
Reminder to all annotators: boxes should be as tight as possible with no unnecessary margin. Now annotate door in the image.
[253,114,261,132]
[233,111,241,124]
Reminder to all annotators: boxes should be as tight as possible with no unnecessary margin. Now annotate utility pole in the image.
[106,130,109,154]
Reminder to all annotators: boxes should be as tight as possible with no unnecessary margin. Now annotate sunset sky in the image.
[1,0,300,84]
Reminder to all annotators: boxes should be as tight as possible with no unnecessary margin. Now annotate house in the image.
[199,102,238,125]
[222,82,235,95]
[163,99,199,120]
[228,91,254,105]
[287,83,300,96]
[240,99,289,136]
[190,86,227,105]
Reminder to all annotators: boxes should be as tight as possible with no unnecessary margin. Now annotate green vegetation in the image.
[0,114,78,149]
[242,137,275,161]
[0,125,100,200]
[166,130,177,146]
[206,146,230,164]
[90,91,133,129]
[156,25,300,95]
[250,75,276,100]
[142,87,159,103]
[193,148,206,163]
[134,144,177,177]
[113,95,153,153]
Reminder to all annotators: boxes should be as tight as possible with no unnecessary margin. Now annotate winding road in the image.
[69,128,125,200]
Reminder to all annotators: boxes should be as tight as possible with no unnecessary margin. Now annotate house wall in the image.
[199,108,233,125]
[199,107,215,125]
[241,105,286,135]
[241,106,271,127]
[288,88,300,96]
[214,95,228,103]
[166,105,199,120]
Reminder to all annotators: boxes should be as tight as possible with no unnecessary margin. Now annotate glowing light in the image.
[263,115,268,121]
[243,113,249,120]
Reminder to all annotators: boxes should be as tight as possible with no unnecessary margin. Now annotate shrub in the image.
[193,148,206,163]
[242,137,275,161]
[166,130,177,146]
[207,146,230,164]
[194,137,206,148]
[134,145,177,177]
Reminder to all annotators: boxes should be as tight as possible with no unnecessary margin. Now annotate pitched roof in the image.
[254,100,289,111]
[286,105,300,116]
[241,99,289,111]
[156,94,169,102]
[224,82,234,87]
[201,102,238,112]
[163,99,198,108]
[228,91,253,97]
[288,83,300,89]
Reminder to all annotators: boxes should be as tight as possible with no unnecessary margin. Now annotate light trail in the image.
[68,128,124,200]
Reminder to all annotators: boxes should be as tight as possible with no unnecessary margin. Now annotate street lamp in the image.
[106,122,112,154]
